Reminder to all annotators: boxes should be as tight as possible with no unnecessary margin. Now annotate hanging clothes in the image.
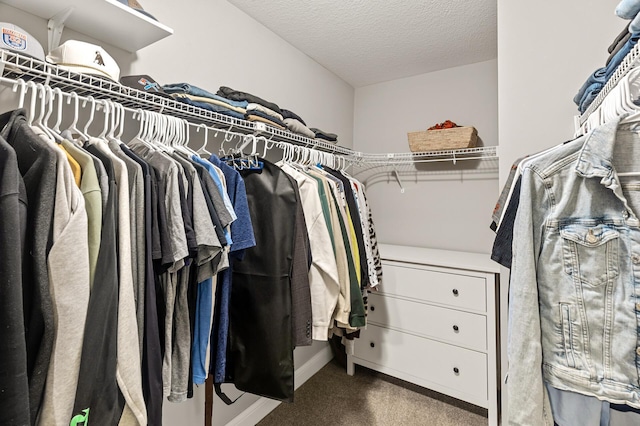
[0,113,30,426]
[495,118,640,425]
[228,158,299,402]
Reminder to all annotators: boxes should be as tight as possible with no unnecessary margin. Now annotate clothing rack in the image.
[0,49,498,172]
[576,42,640,127]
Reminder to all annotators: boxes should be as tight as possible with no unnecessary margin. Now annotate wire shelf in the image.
[578,43,640,125]
[0,50,499,170]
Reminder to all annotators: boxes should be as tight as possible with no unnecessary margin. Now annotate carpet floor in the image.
[257,360,488,426]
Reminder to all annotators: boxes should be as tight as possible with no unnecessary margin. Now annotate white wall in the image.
[497,0,622,184]
[353,60,499,254]
[0,1,354,424]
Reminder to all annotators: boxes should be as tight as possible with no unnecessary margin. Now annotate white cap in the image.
[47,40,120,82]
[0,23,45,61]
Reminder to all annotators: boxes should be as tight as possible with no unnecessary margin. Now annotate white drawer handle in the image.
[452,288,459,296]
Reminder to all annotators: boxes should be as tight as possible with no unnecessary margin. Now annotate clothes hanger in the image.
[133,108,145,141]
[196,123,211,156]
[65,92,91,141]
[97,99,110,140]
[178,119,200,157]
[32,83,57,141]
[12,78,26,109]
[52,88,65,136]
[26,81,37,125]
[116,103,125,140]
[42,85,64,142]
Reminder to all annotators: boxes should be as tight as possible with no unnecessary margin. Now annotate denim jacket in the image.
[510,117,640,425]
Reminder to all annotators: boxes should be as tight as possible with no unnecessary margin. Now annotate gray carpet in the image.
[257,360,488,426]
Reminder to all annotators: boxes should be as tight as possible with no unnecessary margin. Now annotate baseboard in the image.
[226,345,334,426]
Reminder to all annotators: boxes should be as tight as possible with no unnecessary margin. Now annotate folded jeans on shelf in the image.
[163,83,248,108]
[174,96,245,120]
[607,30,633,65]
[578,83,603,114]
[172,94,246,114]
[605,32,640,81]
[573,68,606,106]
[609,23,632,53]
[217,86,282,115]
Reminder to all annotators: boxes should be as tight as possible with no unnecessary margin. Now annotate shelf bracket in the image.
[392,166,405,194]
[48,7,75,53]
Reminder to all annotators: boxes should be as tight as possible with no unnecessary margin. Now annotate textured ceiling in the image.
[227,0,497,88]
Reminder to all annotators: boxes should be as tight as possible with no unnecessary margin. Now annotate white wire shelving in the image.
[0,49,498,175]
[577,43,640,127]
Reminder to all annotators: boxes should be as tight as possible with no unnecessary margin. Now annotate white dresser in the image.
[347,244,502,425]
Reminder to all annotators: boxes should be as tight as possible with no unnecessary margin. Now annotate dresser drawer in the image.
[367,293,487,351]
[381,263,487,312]
[354,324,488,402]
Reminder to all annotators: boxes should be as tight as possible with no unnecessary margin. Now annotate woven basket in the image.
[407,126,478,152]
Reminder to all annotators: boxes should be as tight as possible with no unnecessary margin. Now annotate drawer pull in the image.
[453,367,460,374]
[370,342,375,348]
[453,325,459,332]
[452,288,459,296]
[370,306,375,312]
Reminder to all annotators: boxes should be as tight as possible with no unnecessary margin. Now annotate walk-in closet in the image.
[0,1,636,425]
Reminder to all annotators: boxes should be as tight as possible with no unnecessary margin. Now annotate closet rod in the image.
[578,43,640,125]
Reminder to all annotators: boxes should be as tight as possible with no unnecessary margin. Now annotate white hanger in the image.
[42,85,64,142]
[66,92,90,141]
[82,96,96,139]
[26,81,37,125]
[133,108,145,140]
[32,84,56,140]
[97,100,110,140]
[12,78,26,109]
[116,103,125,140]
[196,124,211,156]
[52,88,64,135]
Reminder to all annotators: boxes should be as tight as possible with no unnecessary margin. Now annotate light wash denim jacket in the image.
[510,117,640,425]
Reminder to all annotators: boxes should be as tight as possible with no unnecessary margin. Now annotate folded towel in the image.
[217,86,282,115]
[284,118,315,139]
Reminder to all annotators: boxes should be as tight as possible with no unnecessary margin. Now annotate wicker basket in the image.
[407,126,478,152]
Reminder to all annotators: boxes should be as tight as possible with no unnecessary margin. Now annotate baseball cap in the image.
[0,23,45,61]
[117,0,157,21]
[120,75,171,98]
[46,40,120,82]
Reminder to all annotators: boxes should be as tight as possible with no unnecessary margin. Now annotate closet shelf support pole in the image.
[48,7,74,53]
